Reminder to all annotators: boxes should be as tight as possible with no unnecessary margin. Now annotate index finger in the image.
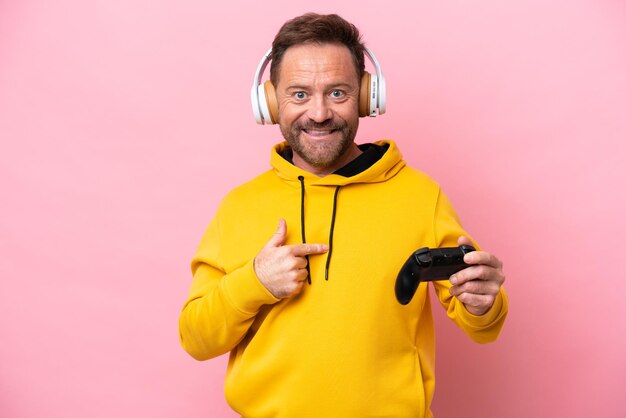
[290,243,329,256]
[464,250,502,269]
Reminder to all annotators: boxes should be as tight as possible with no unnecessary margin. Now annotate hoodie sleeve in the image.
[430,187,508,344]
[178,206,280,361]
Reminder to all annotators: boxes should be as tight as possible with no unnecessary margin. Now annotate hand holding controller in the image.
[395,245,476,305]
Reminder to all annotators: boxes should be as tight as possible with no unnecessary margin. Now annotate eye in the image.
[330,90,345,98]
[294,91,307,100]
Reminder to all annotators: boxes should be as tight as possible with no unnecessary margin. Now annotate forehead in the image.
[277,43,359,89]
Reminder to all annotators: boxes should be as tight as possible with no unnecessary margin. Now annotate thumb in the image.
[457,235,473,247]
[266,218,287,247]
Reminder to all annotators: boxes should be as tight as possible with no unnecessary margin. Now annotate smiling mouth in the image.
[302,129,337,136]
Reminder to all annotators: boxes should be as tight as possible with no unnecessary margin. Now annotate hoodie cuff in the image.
[221,259,280,315]
[457,289,507,329]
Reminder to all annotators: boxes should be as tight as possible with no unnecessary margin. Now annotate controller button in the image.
[417,252,432,265]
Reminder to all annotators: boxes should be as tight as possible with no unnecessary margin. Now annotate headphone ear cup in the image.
[377,74,386,115]
[263,81,279,124]
[359,72,372,117]
[257,81,278,125]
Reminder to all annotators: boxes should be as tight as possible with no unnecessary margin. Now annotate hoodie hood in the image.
[270,140,406,186]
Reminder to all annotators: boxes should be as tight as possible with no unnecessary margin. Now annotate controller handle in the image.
[395,245,476,305]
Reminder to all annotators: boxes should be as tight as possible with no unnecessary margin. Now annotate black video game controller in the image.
[395,245,476,305]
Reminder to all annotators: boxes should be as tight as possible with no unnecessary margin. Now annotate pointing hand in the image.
[254,219,329,298]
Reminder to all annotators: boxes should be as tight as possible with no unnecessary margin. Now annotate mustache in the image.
[295,121,345,131]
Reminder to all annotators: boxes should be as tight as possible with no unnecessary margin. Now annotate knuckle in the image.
[295,270,307,282]
[469,264,481,276]
[487,282,500,295]
[464,281,479,294]
[455,282,468,294]
[294,257,304,269]
[457,292,471,305]
[287,270,301,281]
[455,269,468,283]
[477,265,489,278]
[286,257,299,270]
[469,295,482,307]
[458,267,475,282]
[467,282,482,295]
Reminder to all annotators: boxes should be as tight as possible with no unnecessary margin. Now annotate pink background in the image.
[1,1,625,417]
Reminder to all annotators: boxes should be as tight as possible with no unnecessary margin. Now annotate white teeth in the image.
[306,130,332,135]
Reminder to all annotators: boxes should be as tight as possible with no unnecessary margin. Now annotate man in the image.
[179,13,507,418]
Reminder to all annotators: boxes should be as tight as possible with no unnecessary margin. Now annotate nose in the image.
[306,95,332,123]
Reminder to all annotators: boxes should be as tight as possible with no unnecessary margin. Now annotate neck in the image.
[293,143,362,177]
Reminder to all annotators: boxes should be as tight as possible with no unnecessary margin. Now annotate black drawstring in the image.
[297,176,311,284]
[325,186,340,280]
[297,177,340,283]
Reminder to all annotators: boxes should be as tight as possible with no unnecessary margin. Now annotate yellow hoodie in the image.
[179,140,507,418]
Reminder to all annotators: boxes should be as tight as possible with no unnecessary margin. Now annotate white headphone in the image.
[251,46,387,125]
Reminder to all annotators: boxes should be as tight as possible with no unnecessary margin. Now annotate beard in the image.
[279,117,359,168]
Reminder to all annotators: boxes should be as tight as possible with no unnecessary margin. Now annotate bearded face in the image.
[275,43,361,173]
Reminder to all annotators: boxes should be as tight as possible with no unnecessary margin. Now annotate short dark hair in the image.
[270,13,365,86]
